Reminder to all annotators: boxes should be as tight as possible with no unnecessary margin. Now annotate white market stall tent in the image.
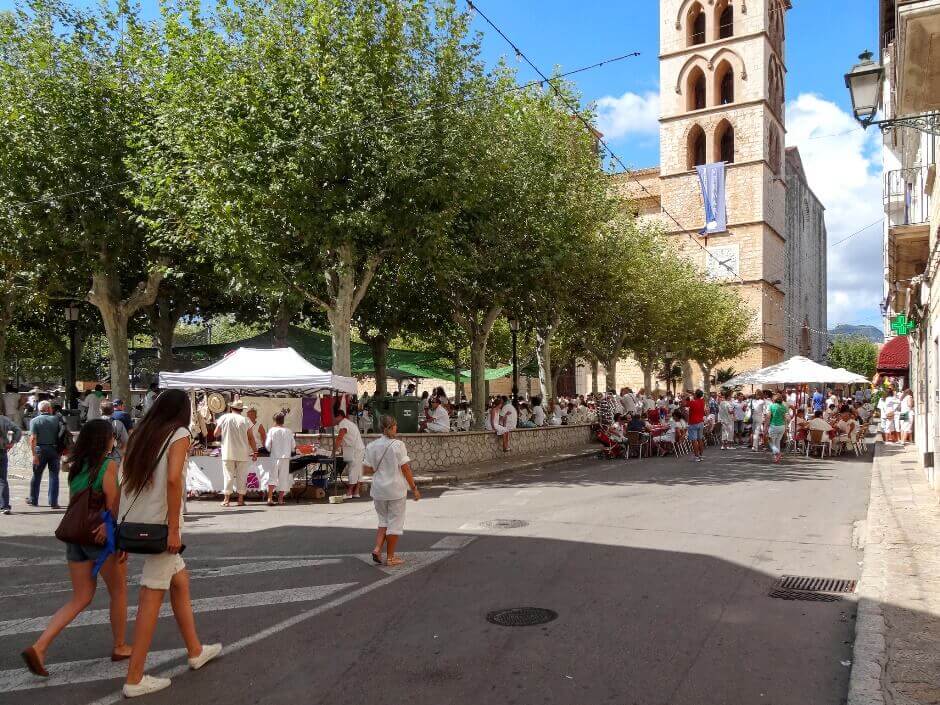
[724,356,865,387]
[159,347,357,494]
[159,346,358,396]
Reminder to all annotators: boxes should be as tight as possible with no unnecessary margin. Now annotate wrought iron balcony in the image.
[884,166,932,227]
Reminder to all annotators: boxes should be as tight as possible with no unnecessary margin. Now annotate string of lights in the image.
[467,0,848,342]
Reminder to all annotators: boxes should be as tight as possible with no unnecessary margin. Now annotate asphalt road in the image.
[0,445,872,705]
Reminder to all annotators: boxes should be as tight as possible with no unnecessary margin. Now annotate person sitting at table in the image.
[808,410,834,435]
[530,396,546,427]
[654,410,687,456]
[834,411,858,453]
[646,405,661,425]
[607,414,626,445]
[790,408,808,446]
[626,413,651,435]
[421,397,451,433]
[546,399,563,426]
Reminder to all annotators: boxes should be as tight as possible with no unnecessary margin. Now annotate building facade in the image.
[599,0,827,393]
[877,0,940,490]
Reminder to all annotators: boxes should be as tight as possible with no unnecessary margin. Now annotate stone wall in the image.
[301,424,594,474]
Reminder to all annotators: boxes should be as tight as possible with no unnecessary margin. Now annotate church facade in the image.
[592,0,827,393]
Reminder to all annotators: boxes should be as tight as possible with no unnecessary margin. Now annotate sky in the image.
[0,0,885,329]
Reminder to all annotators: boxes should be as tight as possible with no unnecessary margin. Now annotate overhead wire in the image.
[467,0,847,341]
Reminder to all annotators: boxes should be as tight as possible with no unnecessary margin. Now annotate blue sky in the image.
[0,0,885,328]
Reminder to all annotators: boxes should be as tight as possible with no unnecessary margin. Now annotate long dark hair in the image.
[66,419,113,483]
[122,389,191,495]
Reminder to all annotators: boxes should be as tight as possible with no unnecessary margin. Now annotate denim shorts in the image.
[66,542,105,563]
[687,423,704,441]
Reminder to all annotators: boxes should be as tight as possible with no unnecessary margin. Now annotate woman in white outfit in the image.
[898,388,914,445]
[717,393,734,449]
[264,412,295,505]
[364,415,420,567]
[119,389,221,698]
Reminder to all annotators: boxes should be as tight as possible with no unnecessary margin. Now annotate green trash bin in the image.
[373,396,423,434]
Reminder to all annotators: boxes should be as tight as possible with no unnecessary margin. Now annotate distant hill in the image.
[828,324,883,343]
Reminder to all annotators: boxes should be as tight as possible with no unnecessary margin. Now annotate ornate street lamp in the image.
[509,318,520,406]
[64,302,80,410]
[845,50,940,135]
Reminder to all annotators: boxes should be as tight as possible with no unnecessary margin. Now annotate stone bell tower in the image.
[658,0,791,371]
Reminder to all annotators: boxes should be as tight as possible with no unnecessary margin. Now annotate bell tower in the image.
[658,0,791,370]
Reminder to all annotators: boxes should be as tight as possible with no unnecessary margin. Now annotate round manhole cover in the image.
[482,519,529,529]
[487,608,558,627]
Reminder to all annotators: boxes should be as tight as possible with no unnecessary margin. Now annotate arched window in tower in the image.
[715,120,735,164]
[768,56,785,117]
[687,66,707,110]
[715,61,734,104]
[717,0,734,39]
[688,2,706,46]
[688,124,707,170]
[769,127,781,175]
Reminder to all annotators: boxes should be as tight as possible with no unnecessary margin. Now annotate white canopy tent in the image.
[724,356,865,387]
[159,347,358,397]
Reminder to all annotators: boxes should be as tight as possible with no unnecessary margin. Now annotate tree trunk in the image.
[370,336,389,396]
[272,297,292,348]
[470,341,487,430]
[699,363,713,395]
[150,295,183,372]
[327,305,353,377]
[641,362,654,396]
[681,360,695,392]
[536,328,552,401]
[590,359,599,395]
[452,349,462,401]
[88,264,165,406]
[605,356,618,393]
[551,363,563,398]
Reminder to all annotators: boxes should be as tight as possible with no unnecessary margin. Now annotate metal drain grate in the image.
[769,575,857,602]
[775,576,857,593]
[482,519,529,530]
[487,608,558,627]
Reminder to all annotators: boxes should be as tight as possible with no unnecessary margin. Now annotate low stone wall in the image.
[300,423,594,474]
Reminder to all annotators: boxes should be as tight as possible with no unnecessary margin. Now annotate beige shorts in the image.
[374,498,407,535]
[346,459,363,484]
[140,552,186,590]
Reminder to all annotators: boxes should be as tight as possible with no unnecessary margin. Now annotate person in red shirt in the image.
[686,390,707,462]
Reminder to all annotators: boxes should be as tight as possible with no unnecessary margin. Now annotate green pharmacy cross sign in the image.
[890,314,916,336]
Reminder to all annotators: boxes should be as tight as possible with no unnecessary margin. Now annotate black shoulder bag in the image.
[116,434,174,554]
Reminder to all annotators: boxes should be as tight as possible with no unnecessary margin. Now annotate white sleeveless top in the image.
[120,427,190,528]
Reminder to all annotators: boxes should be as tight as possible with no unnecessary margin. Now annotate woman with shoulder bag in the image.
[119,389,221,698]
[21,419,131,676]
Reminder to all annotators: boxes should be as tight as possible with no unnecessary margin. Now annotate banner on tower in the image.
[696,162,727,235]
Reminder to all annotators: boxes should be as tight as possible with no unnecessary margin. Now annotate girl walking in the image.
[364,415,420,567]
[767,394,789,463]
[120,389,221,698]
[21,419,131,676]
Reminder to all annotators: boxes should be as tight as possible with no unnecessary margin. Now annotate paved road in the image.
[0,446,871,705]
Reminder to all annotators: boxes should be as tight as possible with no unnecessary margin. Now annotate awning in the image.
[159,347,358,396]
[723,356,862,386]
[877,335,910,373]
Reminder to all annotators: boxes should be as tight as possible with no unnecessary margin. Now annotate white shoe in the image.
[188,643,223,670]
[123,675,171,698]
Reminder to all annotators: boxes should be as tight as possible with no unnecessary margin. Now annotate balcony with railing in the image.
[884,166,932,227]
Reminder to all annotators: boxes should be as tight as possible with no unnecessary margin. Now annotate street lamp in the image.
[509,318,520,406]
[845,50,940,135]
[64,302,80,410]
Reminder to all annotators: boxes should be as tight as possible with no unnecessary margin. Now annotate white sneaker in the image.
[123,675,171,698]
[188,643,223,670]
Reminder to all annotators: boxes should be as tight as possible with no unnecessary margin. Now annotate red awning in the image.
[877,335,910,373]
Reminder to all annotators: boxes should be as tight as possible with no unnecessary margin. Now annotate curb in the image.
[846,445,888,705]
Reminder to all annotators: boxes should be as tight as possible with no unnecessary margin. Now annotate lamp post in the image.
[664,350,675,395]
[64,302,80,410]
[845,50,940,135]
[509,318,520,406]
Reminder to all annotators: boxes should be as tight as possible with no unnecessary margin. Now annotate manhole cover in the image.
[487,608,558,627]
[769,575,856,601]
[482,519,529,529]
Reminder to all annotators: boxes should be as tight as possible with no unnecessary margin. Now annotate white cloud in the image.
[785,93,884,329]
[594,91,660,139]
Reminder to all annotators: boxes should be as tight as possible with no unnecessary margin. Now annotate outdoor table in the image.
[648,424,669,454]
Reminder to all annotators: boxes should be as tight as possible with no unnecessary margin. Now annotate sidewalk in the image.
[849,443,940,705]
